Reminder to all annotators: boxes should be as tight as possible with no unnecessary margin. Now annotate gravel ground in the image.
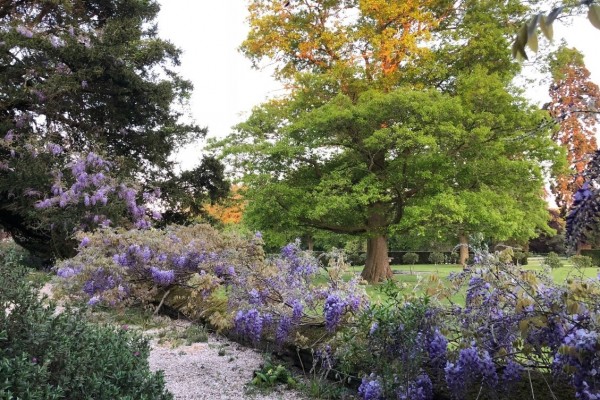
[148,331,309,400]
[39,283,308,399]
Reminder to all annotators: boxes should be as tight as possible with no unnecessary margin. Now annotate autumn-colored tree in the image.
[547,46,600,215]
[204,185,245,225]
[242,0,455,90]
[217,0,560,282]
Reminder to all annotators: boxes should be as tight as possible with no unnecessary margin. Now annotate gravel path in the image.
[40,282,308,399]
[148,331,309,400]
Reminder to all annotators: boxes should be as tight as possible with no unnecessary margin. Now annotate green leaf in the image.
[527,16,539,53]
[540,15,554,41]
[256,372,268,382]
[546,6,563,25]
[512,24,529,60]
[588,5,600,30]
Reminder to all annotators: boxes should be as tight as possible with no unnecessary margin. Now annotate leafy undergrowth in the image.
[1,250,172,399]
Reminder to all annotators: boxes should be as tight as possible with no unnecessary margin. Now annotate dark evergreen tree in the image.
[0,0,225,261]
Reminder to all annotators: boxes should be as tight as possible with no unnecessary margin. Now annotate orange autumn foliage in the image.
[547,47,600,214]
[204,186,245,224]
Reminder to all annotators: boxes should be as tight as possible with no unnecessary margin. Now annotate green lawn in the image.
[345,257,600,303]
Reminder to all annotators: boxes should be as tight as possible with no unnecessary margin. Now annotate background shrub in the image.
[402,252,419,265]
[0,239,45,270]
[570,254,593,269]
[428,251,445,265]
[513,250,528,266]
[0,254,172,399]
[544,251,563,269]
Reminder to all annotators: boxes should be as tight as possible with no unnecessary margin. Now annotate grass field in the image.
[344,256,600,302]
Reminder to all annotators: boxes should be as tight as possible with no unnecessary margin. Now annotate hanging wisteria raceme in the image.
[228,239,368,346]
[357,374,384,400]
[33,151,157,229]
[396,373,433,400]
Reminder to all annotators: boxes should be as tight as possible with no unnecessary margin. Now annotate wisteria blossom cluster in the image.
[55,224,262,323]
[229,239,368,346]
[34,151,157,229]
[334,281,439,400]
[319,249,600,399]
[439,250,600,399]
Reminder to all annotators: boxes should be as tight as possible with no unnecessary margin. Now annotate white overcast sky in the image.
[157,2,600,170]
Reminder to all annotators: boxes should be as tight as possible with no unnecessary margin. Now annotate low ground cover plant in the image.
[0,249,172,399]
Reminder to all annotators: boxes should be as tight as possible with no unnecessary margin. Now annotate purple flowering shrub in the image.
[227,240,369,346]
[319,249,599,399]
[55,224,264,329]
[437,250,600,399]
[333,280,437,400]
[34,151,159,230]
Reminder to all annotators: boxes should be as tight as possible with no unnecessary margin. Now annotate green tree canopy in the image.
[0,0,223,260]
[211,0,569,282]
[215,67,561,281]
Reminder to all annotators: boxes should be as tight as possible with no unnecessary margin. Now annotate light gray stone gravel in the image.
[148,331,310,400]
[39,282,308,399]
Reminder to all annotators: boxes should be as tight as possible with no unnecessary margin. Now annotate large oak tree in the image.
[214,0,563,281]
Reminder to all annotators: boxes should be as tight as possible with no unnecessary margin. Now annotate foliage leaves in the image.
[0,0,220,260]
[512,2,600,60]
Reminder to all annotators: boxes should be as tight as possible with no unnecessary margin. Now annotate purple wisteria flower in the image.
[87,296,101,306]
[234,309,263,343]
[82,268,118,296]
[445,346,498,397]
[324,294,345,331]
[276,315,291,344]
[357,374,383,400]
[502,360,523,385]
[150,267,175,285]
[16,25,33,38]
[397,373,433,400]
[291,299,303,321]
[56,265,82,278]
[428,329,448,365]
[369,322,378,336]
[49,35,65,48]
[46,143,63,155]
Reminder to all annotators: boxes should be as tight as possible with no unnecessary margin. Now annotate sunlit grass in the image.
[342,257,600,304]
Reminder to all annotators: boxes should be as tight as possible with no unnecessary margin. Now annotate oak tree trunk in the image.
[361,234,392,283]
[459,233,469,267]
[305,235,314,251]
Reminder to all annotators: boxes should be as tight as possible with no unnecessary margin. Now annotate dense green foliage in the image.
[0,249,172,399]
[0,0,226,261]
[213,0,565,282]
